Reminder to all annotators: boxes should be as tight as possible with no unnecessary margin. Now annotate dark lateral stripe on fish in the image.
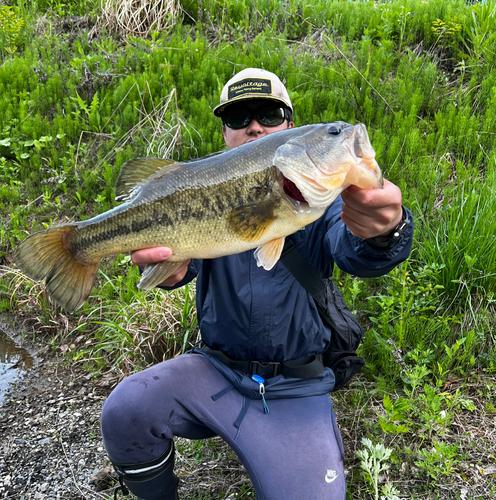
[74,216,175,251]
[74,224,133,251]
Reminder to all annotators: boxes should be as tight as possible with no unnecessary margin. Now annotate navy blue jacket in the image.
[168,195,413,370]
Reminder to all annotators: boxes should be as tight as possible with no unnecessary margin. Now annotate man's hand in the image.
[341,179,403,240]
[131,247,191,287]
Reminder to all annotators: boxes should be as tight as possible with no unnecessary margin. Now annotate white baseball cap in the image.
[213,68,293,116]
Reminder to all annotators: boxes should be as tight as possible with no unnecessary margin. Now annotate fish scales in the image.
[73,133,289,257]
[71,167,282,261]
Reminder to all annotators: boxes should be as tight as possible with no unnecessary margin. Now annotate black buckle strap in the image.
[249,360,282,378]
[202,346,324,379]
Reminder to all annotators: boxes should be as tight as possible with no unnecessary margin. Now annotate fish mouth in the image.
[282,176,308,204]
[340,125,383,189]
[274,122,383,210]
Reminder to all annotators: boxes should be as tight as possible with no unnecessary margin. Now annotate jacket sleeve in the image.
[323,196,414,278]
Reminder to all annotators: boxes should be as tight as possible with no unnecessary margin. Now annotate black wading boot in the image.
[112,441,179,500]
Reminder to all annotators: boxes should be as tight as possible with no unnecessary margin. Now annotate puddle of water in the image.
[0,328,35,404]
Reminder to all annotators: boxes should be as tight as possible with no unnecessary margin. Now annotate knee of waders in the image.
[112,441,179,500]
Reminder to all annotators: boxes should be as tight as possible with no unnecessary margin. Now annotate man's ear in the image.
[288,121,294,129]
[222,125,227,144]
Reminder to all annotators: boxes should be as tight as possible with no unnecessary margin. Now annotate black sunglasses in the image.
[222,106,291,129]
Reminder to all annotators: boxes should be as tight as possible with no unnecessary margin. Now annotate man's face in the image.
[221,100,294,149]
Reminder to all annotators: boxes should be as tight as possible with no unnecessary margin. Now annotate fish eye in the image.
[327,124,341,136]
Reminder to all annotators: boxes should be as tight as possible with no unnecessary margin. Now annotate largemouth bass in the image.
[14,122,382,312]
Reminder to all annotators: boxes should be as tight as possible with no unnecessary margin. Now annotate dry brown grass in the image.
[92,84,201,175]
[98,0,180,38]
[0,263,199,379]
[0,265,72,337]
[138,86,201,160]
[85,285,200,378]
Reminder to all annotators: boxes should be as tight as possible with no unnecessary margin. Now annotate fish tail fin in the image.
[14,225,100,312]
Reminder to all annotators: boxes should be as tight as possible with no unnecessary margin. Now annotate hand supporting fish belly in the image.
[14,122,383,312]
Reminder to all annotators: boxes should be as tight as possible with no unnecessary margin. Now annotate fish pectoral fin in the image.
[227,200,278,242]
[137,260,184,290]
[115,158,179,202]
[254,237,285,270]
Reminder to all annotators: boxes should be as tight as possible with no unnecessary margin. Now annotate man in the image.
[101,68,413,500]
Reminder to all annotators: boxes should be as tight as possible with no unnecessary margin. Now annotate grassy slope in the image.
[0,0,495,498]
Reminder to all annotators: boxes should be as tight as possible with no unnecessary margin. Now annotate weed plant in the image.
[1,0,496,498]
[356,438,400,500]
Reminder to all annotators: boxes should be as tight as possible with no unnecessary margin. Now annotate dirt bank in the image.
[1,317,494,500]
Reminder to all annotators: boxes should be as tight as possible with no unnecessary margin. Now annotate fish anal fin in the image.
[137,260,184,290]
[115,157,178,202]
[254,237,285,270]
[227,200,278,242]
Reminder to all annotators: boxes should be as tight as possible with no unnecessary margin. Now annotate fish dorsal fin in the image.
[115,157,178,202]
[227,200,278,242]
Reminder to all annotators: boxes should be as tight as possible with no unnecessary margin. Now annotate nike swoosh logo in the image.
[325,471,338,483]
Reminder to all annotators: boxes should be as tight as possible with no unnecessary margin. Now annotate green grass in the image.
[1,0,496,498]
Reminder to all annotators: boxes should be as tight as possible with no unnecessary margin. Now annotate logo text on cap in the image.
[228,78,272,100]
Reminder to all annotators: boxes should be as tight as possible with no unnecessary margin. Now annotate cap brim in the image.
[213,95,292,117]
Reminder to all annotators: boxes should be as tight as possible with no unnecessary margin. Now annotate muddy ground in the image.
[0,336,115,499]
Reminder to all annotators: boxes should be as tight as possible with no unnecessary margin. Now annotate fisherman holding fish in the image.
[15,69,413,499]
[102,68,413,500]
